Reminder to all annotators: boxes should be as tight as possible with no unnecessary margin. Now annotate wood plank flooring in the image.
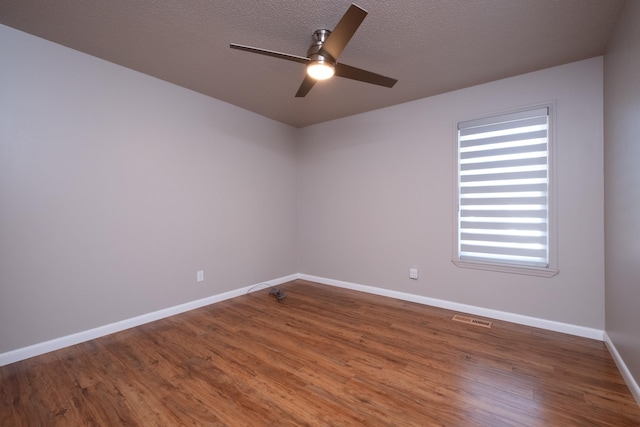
[1,280,639,426]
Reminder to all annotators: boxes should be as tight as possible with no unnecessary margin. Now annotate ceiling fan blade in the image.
[230,43,310,65]
[319,4,367,61]
[295,75,317,97]
[335,63,397,88]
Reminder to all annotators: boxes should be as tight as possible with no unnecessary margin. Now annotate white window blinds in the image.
[457,107,550,268]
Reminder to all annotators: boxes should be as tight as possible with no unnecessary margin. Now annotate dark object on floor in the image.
[269,288,287,301]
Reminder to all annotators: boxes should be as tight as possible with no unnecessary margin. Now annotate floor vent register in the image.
[452,314,492,328]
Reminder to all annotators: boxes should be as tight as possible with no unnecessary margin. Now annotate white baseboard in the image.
[298,274,604,341]
[0,272,607,367]
[604,332,640,406]
[0,274,297,367]
[4,272,636,409]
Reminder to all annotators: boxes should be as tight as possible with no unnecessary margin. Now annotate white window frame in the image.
[452,103,558,277]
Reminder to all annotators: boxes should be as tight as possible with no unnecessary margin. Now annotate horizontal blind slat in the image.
[461,221,547,232]
[460,244,547,259]
[460,209,547,219]
[461,156,548,172]
[461,233,547,245]
[460,142,548,160]
[460,169,547,183]
[460,130,547,149]
[460,196,547,206]
[460,183,548,195]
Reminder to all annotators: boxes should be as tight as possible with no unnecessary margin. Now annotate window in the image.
[453,106,558,277]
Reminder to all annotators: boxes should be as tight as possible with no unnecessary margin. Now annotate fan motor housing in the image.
[307,29,335,64]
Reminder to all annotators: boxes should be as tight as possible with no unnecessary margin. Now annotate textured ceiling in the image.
[0,0,626,127]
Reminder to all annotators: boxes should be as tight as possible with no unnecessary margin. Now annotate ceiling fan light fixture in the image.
[307,59,335,80]
[230,5,397,98]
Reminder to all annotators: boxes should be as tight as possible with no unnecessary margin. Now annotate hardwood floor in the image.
[1,280,639,426]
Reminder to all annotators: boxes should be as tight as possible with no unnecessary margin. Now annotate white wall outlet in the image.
[409,268,419,280]
[197,270,204,282]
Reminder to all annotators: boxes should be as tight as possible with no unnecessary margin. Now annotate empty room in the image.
[1,0,639,425]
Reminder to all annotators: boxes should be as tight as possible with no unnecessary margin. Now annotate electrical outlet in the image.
[197,270,204,282]
[409,268,419,280]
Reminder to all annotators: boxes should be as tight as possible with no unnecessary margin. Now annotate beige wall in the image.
[604,0,640,388]
[0,22,615,359]
[0,25,299,353]
[298,58,605,329]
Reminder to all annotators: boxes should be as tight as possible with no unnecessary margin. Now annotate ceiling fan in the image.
[229,4,398,97]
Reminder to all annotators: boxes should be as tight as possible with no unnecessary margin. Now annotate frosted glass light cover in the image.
[307,62,335,80]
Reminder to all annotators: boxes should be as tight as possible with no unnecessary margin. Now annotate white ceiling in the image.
[0,0,625,128]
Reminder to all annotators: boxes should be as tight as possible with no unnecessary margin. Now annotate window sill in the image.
[452,259,559,278]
